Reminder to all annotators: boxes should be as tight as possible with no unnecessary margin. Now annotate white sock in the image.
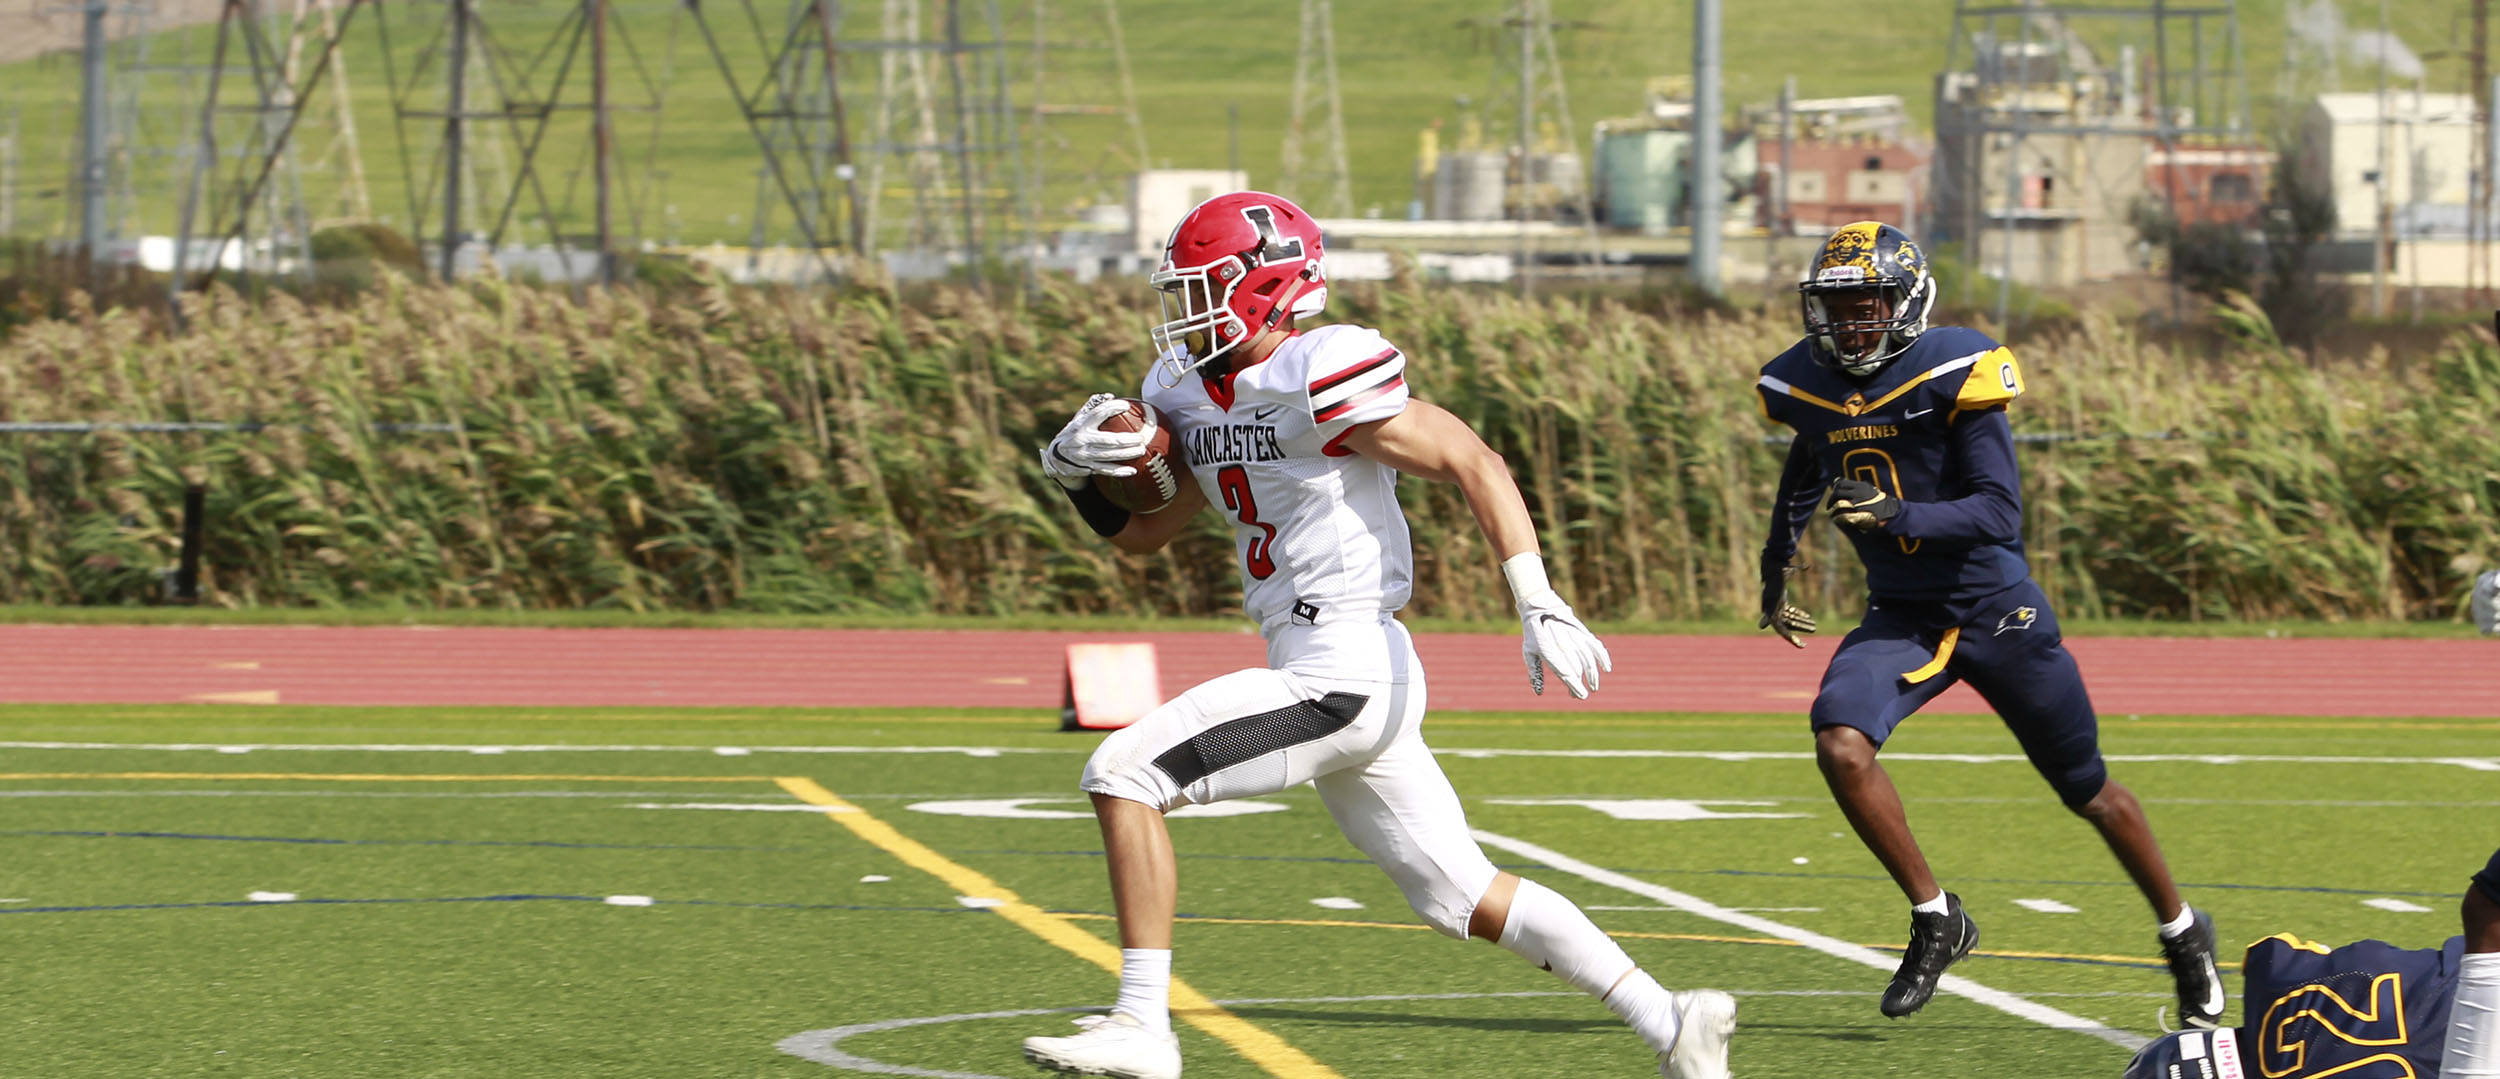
[1602,969,1685,1056]
[1113,948,1172,1035]
[1495,879,1678,1051]
[2443,952,2500,1078]
[2158,906,2197,940]
[1911,892,1949,916]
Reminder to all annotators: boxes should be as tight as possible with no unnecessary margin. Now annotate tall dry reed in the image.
[0,274,2490,622]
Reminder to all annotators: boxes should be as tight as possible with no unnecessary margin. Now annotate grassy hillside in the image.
[0,0,2471,249]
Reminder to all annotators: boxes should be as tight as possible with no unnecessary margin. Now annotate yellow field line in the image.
[0,772,764,783]
[773,777,1342,1079]
[1057,911,2239,971]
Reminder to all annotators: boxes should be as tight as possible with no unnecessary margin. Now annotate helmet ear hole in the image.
[1253,278,1283,297]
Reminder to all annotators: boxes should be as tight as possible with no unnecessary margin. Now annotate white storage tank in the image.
[1433,151,1508,220]
[1598,129,1683,233]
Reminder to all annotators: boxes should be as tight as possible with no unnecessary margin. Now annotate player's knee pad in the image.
[1375,854,1496,940]
[1078,723,1184,811]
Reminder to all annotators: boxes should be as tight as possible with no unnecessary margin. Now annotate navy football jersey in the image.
[2239,932,2464,1078]
[1756,325,2032,604]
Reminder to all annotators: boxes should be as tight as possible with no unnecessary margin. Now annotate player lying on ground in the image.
[1025,191,1735,1079]
[1751,220,2228,1026]
[2123,846,2500,1078]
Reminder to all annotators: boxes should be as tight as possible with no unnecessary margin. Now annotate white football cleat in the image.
[1660,989,1736,1079]
[1021,1011,1182,1079]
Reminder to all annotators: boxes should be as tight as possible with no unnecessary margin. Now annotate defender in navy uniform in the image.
[2122,847,2500,1078]
[1754,221,2226,1027]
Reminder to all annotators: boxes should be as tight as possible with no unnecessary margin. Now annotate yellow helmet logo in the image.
[1814,222,1882,281]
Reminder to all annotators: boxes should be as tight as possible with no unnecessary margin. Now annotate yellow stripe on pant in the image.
[1901,626,1961,684]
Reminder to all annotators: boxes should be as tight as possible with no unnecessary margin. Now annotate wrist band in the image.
[1500,552,1555,610]
[1062,482,1133,538]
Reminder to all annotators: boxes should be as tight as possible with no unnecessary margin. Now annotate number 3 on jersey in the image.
[1216,465,1278,579]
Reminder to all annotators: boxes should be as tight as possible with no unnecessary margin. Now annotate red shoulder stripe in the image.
[1309,348,1400,394]
[1312,374,1405,423]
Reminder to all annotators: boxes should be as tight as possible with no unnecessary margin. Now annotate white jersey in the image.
[1140,323,1415,641]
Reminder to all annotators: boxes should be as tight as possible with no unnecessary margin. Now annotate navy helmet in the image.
[1799,220,1937,377]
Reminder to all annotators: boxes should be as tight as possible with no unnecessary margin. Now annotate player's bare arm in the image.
[1105,480,1207,556]
[1336,398,1535,558]
[1338,398,1612,699]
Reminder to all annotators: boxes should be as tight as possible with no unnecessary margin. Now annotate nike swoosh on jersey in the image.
[1906,407,1935,418]
[1252,405,1280,420]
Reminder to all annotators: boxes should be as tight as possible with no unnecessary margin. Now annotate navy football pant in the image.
[1809,578,2110,807]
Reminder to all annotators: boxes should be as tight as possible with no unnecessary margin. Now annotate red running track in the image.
[0,624,2486,717]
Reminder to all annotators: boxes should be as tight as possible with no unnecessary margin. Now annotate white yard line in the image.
[1472,829,2150,1053]
[2,741,2489,772]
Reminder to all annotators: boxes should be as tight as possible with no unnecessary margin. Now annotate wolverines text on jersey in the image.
[1756,325,2031,605]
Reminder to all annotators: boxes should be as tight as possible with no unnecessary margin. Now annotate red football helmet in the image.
[1149,191,1328,384]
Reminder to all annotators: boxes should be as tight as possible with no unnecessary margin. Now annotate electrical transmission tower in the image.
[1460,0,1603,292]
[1023,0,1148,252]
[1281,0,1351,218]
[377,0,668,283]
[686,0,1017,282]
[169,0,368,289]
[284,0,373,225]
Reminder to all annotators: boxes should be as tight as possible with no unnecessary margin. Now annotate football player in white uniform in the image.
[1028,191,1735,1079]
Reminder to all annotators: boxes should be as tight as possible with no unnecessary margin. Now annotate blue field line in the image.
[967,848,2464,901]
[0,892,2207,974]
[0,828,823,853]
[11,832,2459,903]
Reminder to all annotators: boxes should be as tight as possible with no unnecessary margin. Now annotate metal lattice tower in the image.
[377,1,670,282]
[285,0,372,225]
[1281,0,1351,218]
[685,0,1018,281]
[1460,0,1603,291]
[169,0,365,288]
[1023,0,1148,252]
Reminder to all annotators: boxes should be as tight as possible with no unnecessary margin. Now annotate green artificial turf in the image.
[0,704,2488,1076]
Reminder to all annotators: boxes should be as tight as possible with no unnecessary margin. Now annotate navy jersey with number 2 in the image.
[1756,323,2029,608]
[2236,932,2463,1079]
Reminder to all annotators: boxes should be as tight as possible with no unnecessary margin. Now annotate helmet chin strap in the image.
[1261,264,1322,332]
[1202,264,1320,379]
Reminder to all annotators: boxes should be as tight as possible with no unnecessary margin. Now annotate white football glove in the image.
[1039,392,1149,491]
[1501,553,1612,699]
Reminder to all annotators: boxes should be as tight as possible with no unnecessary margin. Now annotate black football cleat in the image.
[2162,907,2228,1029]
[1882,892,1978,1018]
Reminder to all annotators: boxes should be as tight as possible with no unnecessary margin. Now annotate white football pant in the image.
[1080,617,1499,939]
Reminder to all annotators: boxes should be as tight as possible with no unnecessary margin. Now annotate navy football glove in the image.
[1826,479,1900,532]
[1759,561,1816,649]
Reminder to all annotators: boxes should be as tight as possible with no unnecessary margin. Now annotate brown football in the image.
[1091,399,1181,514]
